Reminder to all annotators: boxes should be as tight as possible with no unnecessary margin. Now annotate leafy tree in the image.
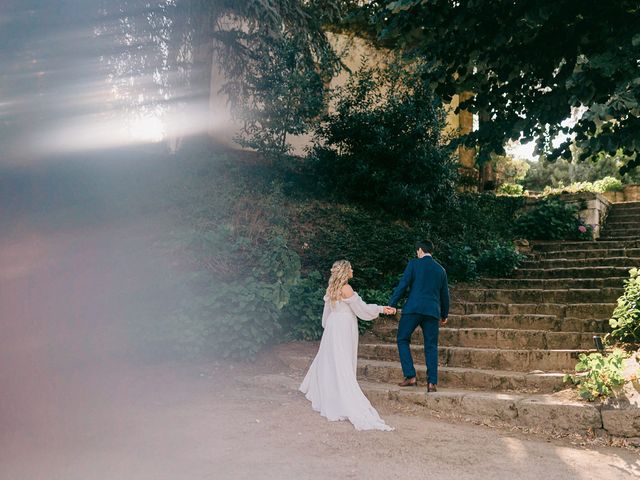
[492,154,529,186]
[94,0,344,133]
[523,151,640,191]
[232,33,331,159]
[342,1,640,173]
[308,59,458,215]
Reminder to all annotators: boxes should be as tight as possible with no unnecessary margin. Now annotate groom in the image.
[388,240,449,392]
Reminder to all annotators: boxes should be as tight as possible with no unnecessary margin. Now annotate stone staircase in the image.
[359,203,640,394]
[599,201,640,240]
[278,201,640,436]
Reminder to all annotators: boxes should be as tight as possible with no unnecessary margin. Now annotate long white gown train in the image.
[299,292,393,431]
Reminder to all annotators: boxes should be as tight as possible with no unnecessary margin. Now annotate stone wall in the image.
[602,184,640,203]
[524,192,612,240]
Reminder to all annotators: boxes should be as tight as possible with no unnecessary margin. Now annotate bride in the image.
[299,260,395,431]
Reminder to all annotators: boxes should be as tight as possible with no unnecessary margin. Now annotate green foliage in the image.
[497,183,524,196]
[542,176,624,196]
[280,271,326,341]
[476,242,526,278]
[593,176,624,192]
[523,153,640,192]
[438,244,477,282]
[233,33,331,159]
[288,202,426,289]
[345,1,640,173]
[564,349,628,401]
[308,59,458,215]
[166,228,301,360]
[608,268,640,344]
[513,199,592,241]
[492,155,530,185]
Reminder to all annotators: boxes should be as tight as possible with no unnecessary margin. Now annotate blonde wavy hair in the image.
[325,260,353,303]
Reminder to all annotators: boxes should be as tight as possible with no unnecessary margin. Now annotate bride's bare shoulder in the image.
[341,284,355,299]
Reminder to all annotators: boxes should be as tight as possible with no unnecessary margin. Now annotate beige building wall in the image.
[208,33,475,171]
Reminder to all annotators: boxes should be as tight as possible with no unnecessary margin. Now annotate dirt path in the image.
[1,171,639,479]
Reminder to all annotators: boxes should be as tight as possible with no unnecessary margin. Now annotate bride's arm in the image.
[342,285,383,321]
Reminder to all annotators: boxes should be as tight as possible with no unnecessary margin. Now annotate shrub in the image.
[564,349,628,401]
[513,199,592,240]
[288,202,426,289]
[542,176,624,196]
[608,268,640,344]
[308,59,458,215]
[475,242,525,278]
[497,183,524,196]
[280,271,326,341]
[166,229,301,360]
[437,244,478,282]
[593,176,624,192]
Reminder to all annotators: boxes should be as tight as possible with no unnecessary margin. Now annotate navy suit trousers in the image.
[396,313,440,384]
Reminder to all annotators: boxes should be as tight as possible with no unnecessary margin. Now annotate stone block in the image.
[601,408,640,437]
[460,392,519,421]
[516,396,602,432]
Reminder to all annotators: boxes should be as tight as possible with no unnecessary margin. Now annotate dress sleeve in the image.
[344,293,384,321]
[321,300,331,328]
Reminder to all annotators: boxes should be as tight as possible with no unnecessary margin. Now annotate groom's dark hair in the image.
[415,240,434,254]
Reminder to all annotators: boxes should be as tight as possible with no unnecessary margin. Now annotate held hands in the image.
[382,306,397,315]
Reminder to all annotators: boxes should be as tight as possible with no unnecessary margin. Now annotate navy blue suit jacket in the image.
[389,256,449,319]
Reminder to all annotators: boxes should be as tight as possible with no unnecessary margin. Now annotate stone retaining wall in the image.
[603,184,640,203]
[524,192,612,239]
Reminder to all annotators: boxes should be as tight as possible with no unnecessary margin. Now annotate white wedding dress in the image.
[299,292,394,431]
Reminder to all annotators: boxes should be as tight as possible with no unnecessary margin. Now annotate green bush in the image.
[593,176,624,192]
[437,244,478,282]
[497,183,524,196]
[165,229,301,360]
[542,176,624,196]
[564,349,628,401]
[308,59,458,215]
[608,268,640,344]
[513,199,592,240]
[280,271,326,341]
[476,242,525,278]
[288,202,426,289]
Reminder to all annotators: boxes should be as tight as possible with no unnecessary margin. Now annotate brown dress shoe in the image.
[398,377,417,387]
[427,383,437,393]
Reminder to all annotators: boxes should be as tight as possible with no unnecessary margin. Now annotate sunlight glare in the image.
[129,115,165,142]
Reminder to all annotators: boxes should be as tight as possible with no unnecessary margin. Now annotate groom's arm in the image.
[389,261,413,308]
[440,270,450,319]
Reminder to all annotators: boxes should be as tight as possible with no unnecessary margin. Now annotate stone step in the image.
[445,314,609,333]
[478,277,627,289]
[381,313,609,333]
[274,345,633,437]
[608,201,640,210]
[451,301,615,319]
[536,248,640,260]
[513,266,632,279]
[532,240,640,252]
[598,235,640,241]
[364,384,609,436]
[600,227,640,236]
[522,257,640,268]
[605,212,640,222]
[452,287,622,304]
[367,326,597,350]
[358,359,566,393]
[599,230,640,237]
[601,220,640,229]
[358,344,590,372]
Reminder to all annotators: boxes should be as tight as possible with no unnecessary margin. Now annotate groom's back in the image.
[403,256,449,318]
